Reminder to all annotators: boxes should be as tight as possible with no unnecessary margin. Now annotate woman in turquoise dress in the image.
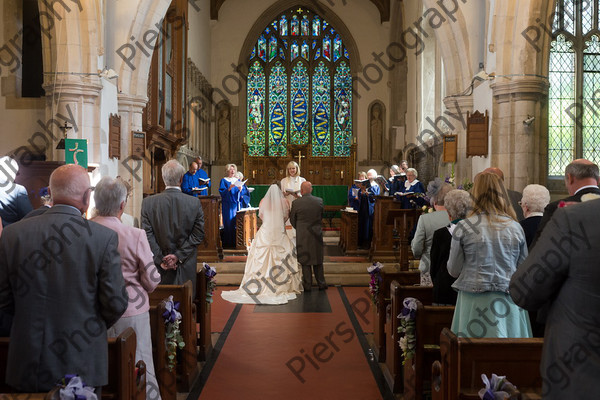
[447,172,531,338]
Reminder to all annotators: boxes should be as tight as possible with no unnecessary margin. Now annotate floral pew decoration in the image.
[397,297,417,364]
[57,375,97,399]
[162,295,185,372]
[367,262,384,306]
[203,262,217,304]
[479,373,519,400]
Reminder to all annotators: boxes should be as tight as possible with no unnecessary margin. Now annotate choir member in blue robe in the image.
[236,172,251,209]
[396,168,426,209]
[195,157,211,195]
[357,169,381,248]
[219,164,241,248]
[181,162,199,196]
[348,171,367,211]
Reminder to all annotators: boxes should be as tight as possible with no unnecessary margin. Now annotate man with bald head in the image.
[0,164,127,392]
[290,181,327,291]
[181,161,199,196]
[483,167,524,221]
[532,159,600,246]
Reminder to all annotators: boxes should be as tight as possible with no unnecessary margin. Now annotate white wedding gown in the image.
[221,185,303,305]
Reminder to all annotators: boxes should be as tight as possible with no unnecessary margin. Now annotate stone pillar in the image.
[491,78,549,191]
[43,80,103,163]
[118,93,148,220]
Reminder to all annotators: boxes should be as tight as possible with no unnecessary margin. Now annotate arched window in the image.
[246,7,352,157]
[549,1,600,176]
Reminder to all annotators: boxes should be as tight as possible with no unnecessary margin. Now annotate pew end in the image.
[373,270,420,362]
[433,328,544,400]
[149,282,199,392]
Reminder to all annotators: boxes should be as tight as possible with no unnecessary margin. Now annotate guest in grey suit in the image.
[290,181,326,291]
[142,160,205,297]
[0,164,128,392]
[510,197,600,399]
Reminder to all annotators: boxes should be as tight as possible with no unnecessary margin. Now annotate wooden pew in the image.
[432,328,544,400]
[148,282,199,392]
[403,300,455,400]
[373,269,420,362]
[149,303,177,400]
[194,269,213,361]
[0,329,146,400]
[104,327,146,400]
[383,283,434,393]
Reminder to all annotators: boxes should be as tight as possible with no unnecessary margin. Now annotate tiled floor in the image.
[186,286,394,400]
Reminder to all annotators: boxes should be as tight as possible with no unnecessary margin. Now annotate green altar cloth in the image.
[248,185,348,207]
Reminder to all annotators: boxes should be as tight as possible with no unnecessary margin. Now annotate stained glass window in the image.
[549,1,600,176]
[291,63,309,145]
[247,61,265,156]
[269,62,288,156]
[334,62,352,156]
[246,7,353,157]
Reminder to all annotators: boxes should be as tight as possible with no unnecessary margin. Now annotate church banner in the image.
[65,138,88,169]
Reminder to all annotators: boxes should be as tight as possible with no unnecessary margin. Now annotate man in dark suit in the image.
[290,181,326,291]
[510,197,600,399]
[0,156,33,227]
[0,164,127,392]
[531,159,600,247]
[142,159,205,297]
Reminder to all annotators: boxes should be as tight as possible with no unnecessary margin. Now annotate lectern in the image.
[197,195,222,262]
[385,209,420,270]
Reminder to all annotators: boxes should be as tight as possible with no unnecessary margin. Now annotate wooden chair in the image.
[382,283,434,393]
[149,282,199,391]
[373,269,420,362]
[432,328,544,400]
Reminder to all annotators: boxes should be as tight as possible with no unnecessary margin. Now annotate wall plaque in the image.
[131,131,145,160]
[443,135,457,163]
[466,110,489,157]
[109,114,121,159]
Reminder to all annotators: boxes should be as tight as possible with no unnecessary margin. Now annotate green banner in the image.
[65,139,88,169]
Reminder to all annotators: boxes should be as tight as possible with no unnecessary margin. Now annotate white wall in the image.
[187,0,212,78]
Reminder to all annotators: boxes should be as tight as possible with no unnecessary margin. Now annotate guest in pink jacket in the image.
[92,176,161,400]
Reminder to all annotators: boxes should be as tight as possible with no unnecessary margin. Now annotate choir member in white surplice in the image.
[280,161,306,240]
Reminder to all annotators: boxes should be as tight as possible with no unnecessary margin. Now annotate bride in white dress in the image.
[221,184,303,304]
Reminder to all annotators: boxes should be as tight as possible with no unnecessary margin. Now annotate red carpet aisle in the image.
[190,287,393,400]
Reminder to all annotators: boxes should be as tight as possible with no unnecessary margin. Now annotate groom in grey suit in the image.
[290,181,327,291]
[142,160,205,297]
[0,164,127,391]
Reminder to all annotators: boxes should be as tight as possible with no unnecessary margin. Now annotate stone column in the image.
[491,78,549,191]
[43,79,103,163]
[118,93,148,221]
